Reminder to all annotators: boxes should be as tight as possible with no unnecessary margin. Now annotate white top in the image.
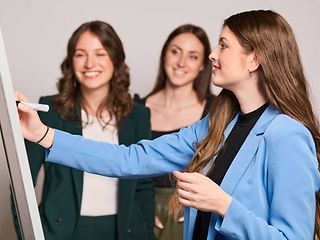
[80,110,119,216]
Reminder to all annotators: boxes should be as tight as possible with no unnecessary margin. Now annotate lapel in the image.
[220,105,279,194]
[186,106,280,239]
[117,116,136,231]
[63,115,83,210]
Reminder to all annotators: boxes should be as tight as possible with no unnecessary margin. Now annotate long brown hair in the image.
[53,20,132,127]
[147,24,213,101]
[170,10,320,238]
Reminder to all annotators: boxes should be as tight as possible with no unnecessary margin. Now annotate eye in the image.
[96,51,107,57]
[170,48,180,55]
[190,55,199,60]
[74,53,85,58]
[219,42,227,50]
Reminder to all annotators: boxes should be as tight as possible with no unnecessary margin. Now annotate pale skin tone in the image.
[17,29,115,179]
[173,26,266,216]
[146,33,206,132]
[16,26,266,220]
[73,31,114,117]
[147,32,206,228]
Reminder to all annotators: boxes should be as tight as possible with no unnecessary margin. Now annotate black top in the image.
[134,94,214,188]
[193,103,268,240]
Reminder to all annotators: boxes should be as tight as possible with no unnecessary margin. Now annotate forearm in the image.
[46,129,195,178]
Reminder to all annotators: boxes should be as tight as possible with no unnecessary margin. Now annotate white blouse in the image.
[80,110,119,216]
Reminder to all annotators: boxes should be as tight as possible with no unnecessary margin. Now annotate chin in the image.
[211,78,222,88]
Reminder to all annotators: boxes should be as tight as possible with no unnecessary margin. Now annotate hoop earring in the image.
[248,70,253,77]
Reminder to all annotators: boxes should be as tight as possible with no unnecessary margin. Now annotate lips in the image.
[212,65,221,74]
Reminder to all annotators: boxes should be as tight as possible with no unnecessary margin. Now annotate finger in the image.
[177,187,193,200]
[154,216,164,229]
[178,216,184,223]
[178,195,192,208]
[17,102,34,113]
[173,171,195,183]
[15,91,28,101]
[176,180,194,192]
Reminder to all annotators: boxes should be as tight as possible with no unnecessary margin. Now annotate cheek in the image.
[164,59,173,74]
[72,59,83,71]
[164,53,177,66]
[190,61,203,72]
[102,59,114,71]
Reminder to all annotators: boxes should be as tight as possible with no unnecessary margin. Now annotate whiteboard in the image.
[0,27,44,239]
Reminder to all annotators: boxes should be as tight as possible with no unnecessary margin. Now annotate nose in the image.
[85,54,95,68]
[208,46,218,63]
[177,54,187,68]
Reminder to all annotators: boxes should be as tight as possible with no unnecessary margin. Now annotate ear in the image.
[248,51,260,72]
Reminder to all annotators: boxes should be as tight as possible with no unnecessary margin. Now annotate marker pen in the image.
[16,101,50,112]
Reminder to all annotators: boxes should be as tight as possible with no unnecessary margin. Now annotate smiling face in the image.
[72,31,114,94]
[209,27,257,92]
[164,33,204,88]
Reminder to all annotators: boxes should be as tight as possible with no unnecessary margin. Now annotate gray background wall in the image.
[0,0,319,239]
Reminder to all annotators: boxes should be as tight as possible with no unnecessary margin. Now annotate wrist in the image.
[36,126,54,149]
[217,194,232,217]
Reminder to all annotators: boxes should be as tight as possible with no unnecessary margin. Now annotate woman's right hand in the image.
[15,91,54,148]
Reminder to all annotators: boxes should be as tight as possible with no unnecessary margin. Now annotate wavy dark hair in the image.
[170,10,320,239]
[53,20,132,127]
[147,24,213,101]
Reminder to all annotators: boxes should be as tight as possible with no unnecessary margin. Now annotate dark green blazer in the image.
[24,95,154,240]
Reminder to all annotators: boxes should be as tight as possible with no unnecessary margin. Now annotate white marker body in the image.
[20,101,49,112]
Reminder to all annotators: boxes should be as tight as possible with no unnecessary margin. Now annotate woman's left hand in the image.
[173,171,232,217]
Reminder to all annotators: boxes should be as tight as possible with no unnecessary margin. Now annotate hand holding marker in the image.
[16,101,49,112]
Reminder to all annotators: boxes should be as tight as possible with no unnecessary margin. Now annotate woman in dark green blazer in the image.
[17,21,154,240]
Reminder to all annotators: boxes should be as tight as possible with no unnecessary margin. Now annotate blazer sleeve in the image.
[46,115,209,178]
[215,115,320,239]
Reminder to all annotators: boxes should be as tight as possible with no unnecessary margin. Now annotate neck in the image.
[160,83,200,108]
[232,79,267,114]
[80,87,109,115]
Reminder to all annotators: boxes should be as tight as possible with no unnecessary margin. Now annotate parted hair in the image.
[147,24,213,101]
[53,20,132,127]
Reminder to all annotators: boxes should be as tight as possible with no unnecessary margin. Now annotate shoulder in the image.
[264,114,313,143]
[38,94,57,106]
[126,101,151,126]
[133,93,146,105]
[123,101,151,140]
[128,101,150,119]
[263,113,317,165]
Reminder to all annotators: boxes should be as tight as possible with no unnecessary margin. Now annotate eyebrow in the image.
[170,44,201,55]
[75,48,106,52]
[219,37,228,43]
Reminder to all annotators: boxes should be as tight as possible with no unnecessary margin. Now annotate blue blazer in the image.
[47,105,320,239]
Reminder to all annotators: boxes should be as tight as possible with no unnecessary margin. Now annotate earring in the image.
[73,79,78,88]
[248,70,253,77]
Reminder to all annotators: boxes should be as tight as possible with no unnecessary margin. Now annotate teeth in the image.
[84,72,99,77]
[173,69,186,76]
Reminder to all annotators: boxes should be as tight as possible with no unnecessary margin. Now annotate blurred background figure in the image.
[15,21,154,240]
[135,24,215,240]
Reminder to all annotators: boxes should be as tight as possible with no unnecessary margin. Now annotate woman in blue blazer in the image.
[17,10,320,239]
